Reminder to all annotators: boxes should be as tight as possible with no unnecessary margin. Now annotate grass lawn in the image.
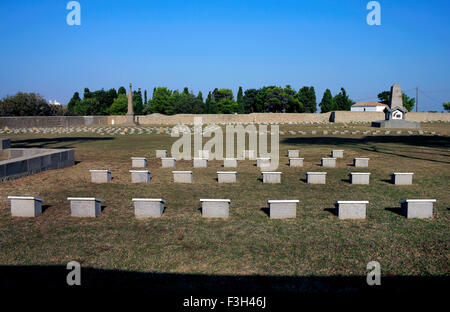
[0,123,449,292]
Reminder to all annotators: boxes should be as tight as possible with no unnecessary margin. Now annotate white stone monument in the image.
[372,84,420,129]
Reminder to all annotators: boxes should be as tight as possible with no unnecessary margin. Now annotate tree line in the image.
[66,85,355,115]
[0,85,424,117]
[0,92,68,116]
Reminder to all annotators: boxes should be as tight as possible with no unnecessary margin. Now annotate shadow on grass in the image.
[42,205,51,213]
[381,179,393,184]
[0,265,447,295]
[341,178,351,184]
[324,207,338,216]
[300,178,307,183]
[385,207,404,217]
[282,136,450,164]
[282,135,450,149]
[11,137,114,149]
[260,207,270,217]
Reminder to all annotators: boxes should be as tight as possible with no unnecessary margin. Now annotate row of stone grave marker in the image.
[134,149,368,172]
[0,122,362,134]
[90,169,414,185]
[6,196,436,220]
[150,156,371,168]
[86,149,413,184]
[135,149,367,163]
[0,127,437,136]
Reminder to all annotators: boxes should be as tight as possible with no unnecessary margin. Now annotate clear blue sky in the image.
[1,0,449,111]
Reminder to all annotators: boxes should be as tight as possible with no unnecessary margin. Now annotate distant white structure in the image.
[351,102,387,112]
[48,100,61,106]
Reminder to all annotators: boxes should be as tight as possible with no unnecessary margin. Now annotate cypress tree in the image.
[308,86,317,113]
[319,89,334,113]
[237,86,244,114]
[197,91,203,102]
[67,92,81,113]
[118,86,126,95]
[205,92,212,114]
[133,88,143,115]
[333,88,354,111]
[83,88,91,99]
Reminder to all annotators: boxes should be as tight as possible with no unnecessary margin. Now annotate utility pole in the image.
[416,87,418,112]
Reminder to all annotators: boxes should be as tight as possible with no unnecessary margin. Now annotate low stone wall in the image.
[330,112,383,123]
[0,113,332,127]
[404,112,450,122]
[331,111,450,123]
[0,148,75,182]
[130,113,332,125]
[0,116,108,129]
[0,112,448,128]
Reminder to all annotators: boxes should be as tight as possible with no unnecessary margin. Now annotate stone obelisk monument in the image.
[372,83,420,129]
[125,83,136,125]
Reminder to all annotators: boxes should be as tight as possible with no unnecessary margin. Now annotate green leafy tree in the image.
[283,85,302,113]
[149,87,172,114]
[217,99,238,114]
[243,89,259,113]
[69,88,117,115]
[262,86,301,113]
[166,90,180,115]
[241,86,302,113]
[378,90,415,111]
[67,92,81,113]
[255,86,271,112]
[118,86,126,95]
[172,90,204,114]
[49,104,69,116]
[444,102,450,112]
[197,91,203,102]
[209,88,234,113]
[108,94,128,115]
[402,94,415,112]
[83,88,92,99]
[197,91,204,113]
[377,91,390,104]
[73,98,101,115]
[0,92,52,116]
[144,90,148,105]
[192,93,204,114]
[319,89,336,113]
[142,104,152,115]
[266,96,282,112]
[308,86,317,112]
[205,91,213,113]
[209,101,218,114]
[208,91,218,114]
[213,88,234,102]
[98,88,117,114]
[237,86,244,113]
[297,86,317,113]
[133,88,143,115]
[333,88,354,111]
